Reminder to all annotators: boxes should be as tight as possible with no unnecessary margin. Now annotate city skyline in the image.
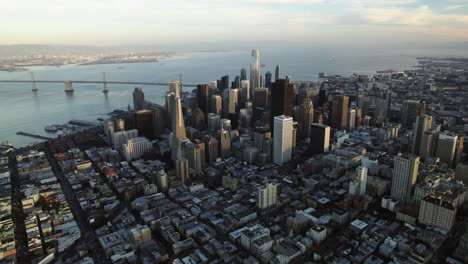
[2,0,468,46]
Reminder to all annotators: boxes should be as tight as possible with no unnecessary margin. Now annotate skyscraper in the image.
[196,84,210,113]
[265,71,272,89]
[270,79,294,132]
[331,95,349,130]
[275,65,280,81]
[309,124,330,155]
[152,106,166,138]
[191,108,206,131]
[418,195,457,231]
[219,125,231,158]
[221,75,229,90]
[250,49,260,98]
[133,87,145,111]
[203,135,219,164]
[436,133,459,167]
[210,95,222,115]
[419,129,437,159]
[299,98,314,139]
[240,68,247,81]
[170,82,187,160]
[348,108,356,130]
[390,154,420,203]
[175,158,189,184]
[169,80,181,96]
[349,166,368,197]
[122,137,152,161]
[134,110,154,139]
[257,183,277,210]
[273,115,293,165]
[413,115,433,155]
[401,100,426,128]
[240,80,250,102]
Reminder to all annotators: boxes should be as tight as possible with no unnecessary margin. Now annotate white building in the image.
[307,225,327,244]
[122,137,152,161]
[112,129,138,150]
[390,154,420,203]
[257,183,277,210]
[418,195,457,231]
[348,109,356,130]
[273,115,293,165]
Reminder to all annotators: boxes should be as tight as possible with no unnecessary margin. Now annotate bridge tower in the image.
[64,81,74,92]
[102,72,109,93]
[31,72,38,91]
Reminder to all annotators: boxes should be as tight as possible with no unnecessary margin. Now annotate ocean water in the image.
[0,48,433,147]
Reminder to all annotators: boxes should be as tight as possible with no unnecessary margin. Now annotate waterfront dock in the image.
[16,131,54,140]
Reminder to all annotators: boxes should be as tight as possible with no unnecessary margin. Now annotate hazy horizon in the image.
[2,0,468,47]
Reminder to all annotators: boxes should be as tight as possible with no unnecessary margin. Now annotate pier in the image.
[16,132,54,140]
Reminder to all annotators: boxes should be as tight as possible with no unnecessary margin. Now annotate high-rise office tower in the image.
[152,106,166,138]
[436,133,459,167]
[401,100,426,128]
[207,113,221,131]
[413,115,433,155]
[103,120,114,141]
[210,95,222,115]
[197,84,210,113]
[183,141,203,175]
[349,166,368,196]
[299,98,314,139]
[233,75,240,89]
[219,125,231,158]
[318,89,327,107]
[171,88,187,160]
[331,95,349,130]
[169,80,181,96]
[275,65,280,81]
[115,119,125,131]
[221,75,229,90]
[165,92,174,124]
[348,109,356,130]
[194,139,206,169]
[203,135,219,164]
[273,115,293,165]
[257,183,277,210]
[240,68,247,81]
[222,90,238,118]
[134,110,154,139]
[191,108,206,131]
[240,80,250,102]
[250,49,260,98]
[270,79,294,132]
[260,76,264,88]
[309,124,330,155]
[265,71,272,89]
[185,127,199,141]
[254,88,269,110]
[454,136,464,168]
[419,129,437,159]
[418,195,457,231]
[133,87,145,111]
[390,154,420,203]
[286,75,292,82]
[175,158,189,184]
[122,137,152,161]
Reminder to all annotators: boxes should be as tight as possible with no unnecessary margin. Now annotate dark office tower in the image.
[314,110,323,124]
[186,127,199,141]
[413,115,433,155]
[221,75,229,90]
[420,129,437,159]
[265,71,272,89]
[275,65,280,81]
[134,110,154,139]
[260,76,264,88]
[192,108,206,131]
[196,84,210,113]
[270,79,294,132]
[216,80,222,89]
[240,68,247,81]
[331,95,349,130]
[203,135,219,164]
[152,106,166,138]
[133,87,145,111]
[254,88,269,110]
[318,89,327,107]
[402,100,426,128]
[233,76,240,89]
[299,98,314,139]
[309,124,330,155]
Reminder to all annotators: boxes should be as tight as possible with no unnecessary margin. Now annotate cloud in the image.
[442,4,466,10]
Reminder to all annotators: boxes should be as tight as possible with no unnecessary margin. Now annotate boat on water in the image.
[45,126,58,132]
[1,141,13,148]
[97,118,104,121]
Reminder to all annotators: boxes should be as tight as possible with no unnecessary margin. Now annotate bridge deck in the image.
[0,80,197,87]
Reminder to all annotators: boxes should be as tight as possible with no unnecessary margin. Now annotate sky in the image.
[1,0,468,47]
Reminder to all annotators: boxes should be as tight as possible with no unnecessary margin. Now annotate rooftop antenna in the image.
[31,72,38,91]
[102,72,109,93]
